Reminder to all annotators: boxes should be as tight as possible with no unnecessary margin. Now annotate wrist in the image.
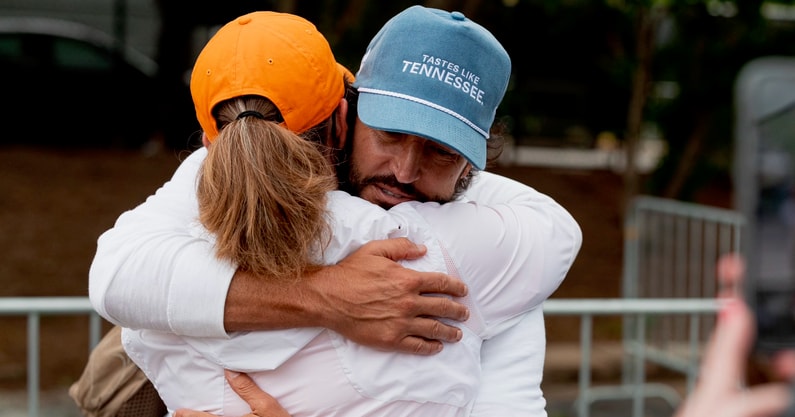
[223,266,339,332]
[297,265,343,330]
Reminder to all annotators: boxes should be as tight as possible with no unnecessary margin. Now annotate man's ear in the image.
[459,163,473,180]
[332,98,349,149]
[201,133,211,148]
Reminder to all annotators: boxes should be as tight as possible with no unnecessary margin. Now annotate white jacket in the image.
[90,147,582,416]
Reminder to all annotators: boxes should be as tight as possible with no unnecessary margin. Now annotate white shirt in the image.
[90,147,581,416]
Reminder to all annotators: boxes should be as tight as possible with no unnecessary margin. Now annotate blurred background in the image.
[4,0,795,198]
[2,0,795,415]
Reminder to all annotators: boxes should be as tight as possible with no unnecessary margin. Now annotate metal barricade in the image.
[0,297,102,417]
[0,295,725,417]
[544,298,723,417]
[613,196,744,416]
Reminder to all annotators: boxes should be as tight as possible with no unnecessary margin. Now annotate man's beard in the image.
[343,170,437,209]
[333,131,467,209]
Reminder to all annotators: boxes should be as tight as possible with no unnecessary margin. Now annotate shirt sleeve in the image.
[454,172,577,415]
[471,308,548,417]
[410,171,581,334]
[88,147,234,338]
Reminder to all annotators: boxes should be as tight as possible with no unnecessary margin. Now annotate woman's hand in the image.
[174,370,291,417]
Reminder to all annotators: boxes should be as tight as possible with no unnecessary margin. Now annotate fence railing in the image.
[0,296,721,417]
[616,196,744,417]
[0,297,103,417]
[543,298,722,417]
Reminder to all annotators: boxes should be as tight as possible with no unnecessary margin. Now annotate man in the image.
[89,6,580,415]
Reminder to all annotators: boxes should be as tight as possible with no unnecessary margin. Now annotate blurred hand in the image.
[673,254,792,417]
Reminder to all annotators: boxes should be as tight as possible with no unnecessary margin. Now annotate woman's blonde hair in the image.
[197,95,337,280]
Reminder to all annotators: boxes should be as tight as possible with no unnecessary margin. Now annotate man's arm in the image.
[89,148,231,336]
[456,171,579,414]
[224,238,468,353]
[424,170,580,320]
[89,147,468,353]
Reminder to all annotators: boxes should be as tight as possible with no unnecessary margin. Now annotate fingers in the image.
[717,253,745,299]
[731,384,791,417]
[413,292,469,322]
[772,351,795,380]
[174,409,214,417]
[225,371,292,417]
[414,271,468,299]
[322,237,469,353]
[395,336,445,355]
[226,371,261,401]
[363,238,428,261]
[677,254,791,417]
[409,315,463,343]
[699,298,755,398]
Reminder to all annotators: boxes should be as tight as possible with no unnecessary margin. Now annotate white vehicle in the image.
[0,0,160,61]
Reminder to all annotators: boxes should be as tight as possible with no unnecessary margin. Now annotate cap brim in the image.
[357,92,486,170]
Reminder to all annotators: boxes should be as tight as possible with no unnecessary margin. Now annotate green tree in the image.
[649,0,795,202]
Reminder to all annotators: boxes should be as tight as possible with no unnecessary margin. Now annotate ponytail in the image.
[197,96,337,280]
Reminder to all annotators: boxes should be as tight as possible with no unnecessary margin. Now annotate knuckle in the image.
[430,320,445,339]
[436,298,452,317]
[387,285,417,308]
[448,299,467,319]
[411,339,429,355]
[393,237,411,248]
[378,327,404,346]
[397,272,422,289]
[434,274,450,292]
[400,292,418,306]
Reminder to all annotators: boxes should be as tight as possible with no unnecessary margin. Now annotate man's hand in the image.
[311,238,470,355]
[223,238,468,355]
[174,371,290,417]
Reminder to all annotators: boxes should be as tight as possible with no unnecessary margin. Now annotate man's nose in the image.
[391,142,422,184]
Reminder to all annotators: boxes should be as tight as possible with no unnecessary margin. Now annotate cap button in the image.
[237,16,252,25]
[451,11,465,21]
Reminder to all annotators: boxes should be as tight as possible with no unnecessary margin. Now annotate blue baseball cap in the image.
[353,6,511,170]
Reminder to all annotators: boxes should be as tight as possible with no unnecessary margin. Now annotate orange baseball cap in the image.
[191,11,346,141]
